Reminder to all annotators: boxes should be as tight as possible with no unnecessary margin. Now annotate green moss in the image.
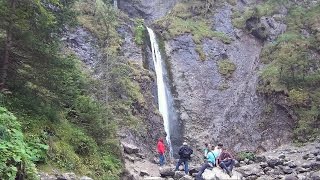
[217,60,236,78]
[164,17,232,44]
[195,45,206,61]
[134,18,146,45]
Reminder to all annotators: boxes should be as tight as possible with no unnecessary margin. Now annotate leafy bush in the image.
[134,18,145,45]
[0,107,47,180]
[236,151,256,161]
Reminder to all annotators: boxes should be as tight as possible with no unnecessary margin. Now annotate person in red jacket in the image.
[157,138,166,166]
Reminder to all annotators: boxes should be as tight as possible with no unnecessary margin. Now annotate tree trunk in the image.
[0,0,16,90]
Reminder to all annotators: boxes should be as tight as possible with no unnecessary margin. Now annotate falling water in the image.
[146,27,174,157]
[113,0,118,9]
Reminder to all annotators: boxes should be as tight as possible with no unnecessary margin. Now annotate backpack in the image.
[180,146,193,159]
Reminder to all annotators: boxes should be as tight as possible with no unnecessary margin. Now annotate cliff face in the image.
[118,0,319,162]
[118,0,178,22]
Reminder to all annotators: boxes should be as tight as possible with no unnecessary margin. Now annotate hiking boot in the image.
[227,170,233,177]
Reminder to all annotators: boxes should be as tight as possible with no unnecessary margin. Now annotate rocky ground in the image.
[121,141,320,180]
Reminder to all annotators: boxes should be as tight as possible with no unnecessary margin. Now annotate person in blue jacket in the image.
[195,145,219,180]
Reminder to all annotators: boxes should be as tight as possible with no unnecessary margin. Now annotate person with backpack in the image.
[195,145,219,180]
[175,142,193,174]
[157,138,166,166]
[203,143,210,161]
[218,147,235,177]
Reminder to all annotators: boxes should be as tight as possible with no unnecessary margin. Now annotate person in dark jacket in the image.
[175,142,193,174]
[218,147,235,177]
[157,138,166,166]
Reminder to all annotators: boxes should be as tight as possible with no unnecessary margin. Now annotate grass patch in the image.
[217,59,236,78]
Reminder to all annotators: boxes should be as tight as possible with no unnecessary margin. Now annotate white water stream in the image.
[113,0,118,9]
[146,27,173,157]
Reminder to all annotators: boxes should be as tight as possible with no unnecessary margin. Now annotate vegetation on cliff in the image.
[252,2,320,142]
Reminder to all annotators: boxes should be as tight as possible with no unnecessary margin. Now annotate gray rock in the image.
[279,154,286,159]
[57,173,77,180]
[159,167,175,177]
[284,175,298,180]
[140,170,150,177]
[80,177,93,180]
[296,167,310,173]
[237,164,264,177]
[316,155,320,161]
[213,6,235,39]
[284,161,297,168]
[179,175,193,180]
[256,155,267,163]
[281,166,293,174]
[302,162,312,169]
[297,174,308,180]
[311,171,320,180]
[202,168,243,180]
[260,162,268,168]
[267,158,282,168]
[122,142,139,154]
[174,171,185,179]
[118,0,177,22]
[144,177,165,180]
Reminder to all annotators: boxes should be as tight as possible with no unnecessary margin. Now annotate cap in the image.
[183,142,187,146]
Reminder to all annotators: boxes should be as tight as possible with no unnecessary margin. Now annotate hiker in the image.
[195,145,219,180]
[203,143,210,161]
[218,147,235,177]
[213,143,223,161]
[175,142,193,174]
[157,138,166,166]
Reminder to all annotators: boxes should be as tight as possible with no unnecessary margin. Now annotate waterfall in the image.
[113,0,118,9]
[147,27,175,157]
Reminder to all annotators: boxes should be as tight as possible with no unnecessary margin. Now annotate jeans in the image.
[219,159,235,172]
[175,158,189,174]
[195,162,213,180]
[159,153,165,166]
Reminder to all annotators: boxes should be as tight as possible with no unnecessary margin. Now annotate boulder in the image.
[284,175,298,180]
[255,155,267,163]
[280,166,293,174]
[201,167,243,180]
[174,171,185,179]
[267,158,282,168]
[144,177,165,180]
[57,173,77,180]
[311,171,320,180]
[256,175,274,180]
[140,170,150,177]
[179,175,193,180]
[122,142,139,154]
[260,162,268,168]
[237,164,264,177]
[159,167,175,177]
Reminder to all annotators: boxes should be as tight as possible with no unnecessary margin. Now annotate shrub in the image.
[236,151,256,161]
[217,60,236,78]
[0,107,45,180]
[134,18,145,45]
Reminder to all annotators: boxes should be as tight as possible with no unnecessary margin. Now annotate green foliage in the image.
[0,107,45,180]
[155,0,232,45]
[217,60,236,78]
[259,3,320,142]
[0,0,123,179]
[236,151,256,161]
[288,89,309,106]
[134,18,145,45]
